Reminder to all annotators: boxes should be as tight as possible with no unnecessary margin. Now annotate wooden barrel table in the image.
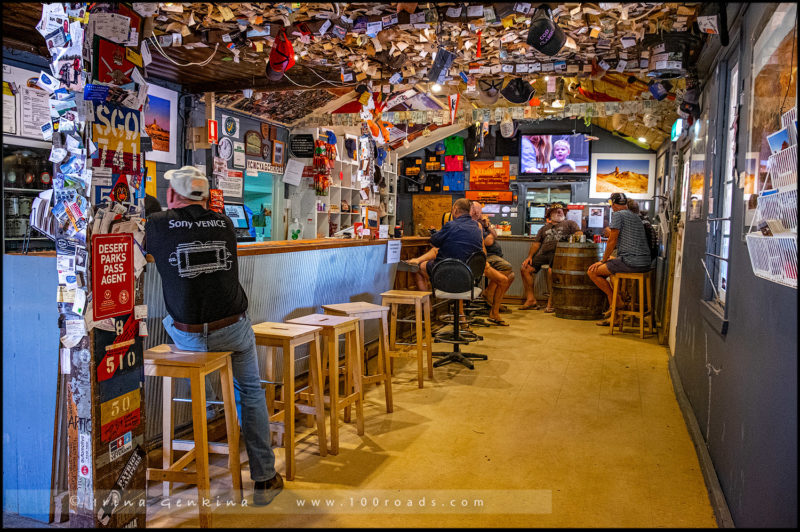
[551,242,607,320]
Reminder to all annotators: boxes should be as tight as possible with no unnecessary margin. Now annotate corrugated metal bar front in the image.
[495,239,550,301]
[142,244,395,443]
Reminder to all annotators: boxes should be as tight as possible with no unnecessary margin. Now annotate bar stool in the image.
[251,322,328,481]
[609,271,654,338]
[144,344,242,529]
[380,290,434,388]
[322,302,393,414]
[286,314,364,455]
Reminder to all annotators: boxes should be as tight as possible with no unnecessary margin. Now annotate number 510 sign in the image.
[92,233,135,320]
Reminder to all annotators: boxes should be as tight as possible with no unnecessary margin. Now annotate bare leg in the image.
[415,261,431,291]
[587,262,622,307]
[484,280,498,306]
[520,264,538,307]
[545,269,554,311]
[493,271,513,313]
[484,266,508,321]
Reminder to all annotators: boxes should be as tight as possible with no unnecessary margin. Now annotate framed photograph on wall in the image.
[589,153,656,200]
[272,140,285,166]
[144,83,178,164]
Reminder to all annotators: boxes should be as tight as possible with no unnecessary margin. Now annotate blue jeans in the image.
[163,313,276,482]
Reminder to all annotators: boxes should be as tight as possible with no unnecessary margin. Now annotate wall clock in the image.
[218,136,233,160]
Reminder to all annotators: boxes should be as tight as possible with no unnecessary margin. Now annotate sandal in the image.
[487,318,510,326]
[499,305,512,313]
[519,303,541,310]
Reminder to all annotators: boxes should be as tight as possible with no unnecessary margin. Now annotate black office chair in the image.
[440,251,488,336]
[430,253,488,370]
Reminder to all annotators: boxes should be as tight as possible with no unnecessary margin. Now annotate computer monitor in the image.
[224,203,249,230]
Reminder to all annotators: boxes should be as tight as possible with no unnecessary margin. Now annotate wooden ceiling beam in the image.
[183,65,350,94]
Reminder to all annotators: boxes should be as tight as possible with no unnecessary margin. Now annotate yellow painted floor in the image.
[145,308,718,528]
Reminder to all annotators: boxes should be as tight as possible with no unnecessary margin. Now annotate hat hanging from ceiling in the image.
[527,6,567,56]
[611,113,627,131]
[501,78,536,105]
[266,29,296,81]
[376,147,388,167]
[478,78,503,105]
[500,111,517,139]
[345,138,357,159]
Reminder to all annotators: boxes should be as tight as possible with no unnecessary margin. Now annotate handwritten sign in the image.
[92,233,134,320]
[92,103,141,173]
[469,160,510,191]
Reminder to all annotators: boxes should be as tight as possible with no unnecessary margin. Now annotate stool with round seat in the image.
[609,271,654,338]
[285,314,365,455]
[251,322,328,481]
[321,302,393,414]
[380,290,434,388]
[144,344,242,528]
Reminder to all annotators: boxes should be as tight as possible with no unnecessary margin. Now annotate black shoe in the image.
[253,472,284,506]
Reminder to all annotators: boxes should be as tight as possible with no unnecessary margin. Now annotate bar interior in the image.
[2,2,797,528]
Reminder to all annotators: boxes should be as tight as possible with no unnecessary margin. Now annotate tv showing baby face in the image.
[520,133,591,174]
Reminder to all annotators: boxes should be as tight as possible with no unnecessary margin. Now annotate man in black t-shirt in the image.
[144,166,282,506]
[520,205,580,312]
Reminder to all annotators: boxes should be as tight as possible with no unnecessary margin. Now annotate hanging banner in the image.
[469,160,510,191]
[92,233,135,320]
[449,93,460,124]
[92,103,142,173]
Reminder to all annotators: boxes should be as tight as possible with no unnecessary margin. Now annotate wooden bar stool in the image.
[322,302,393,414]
[286,314,364,455]
[251,322,328,481]
[380,290,433,388]
[609,271,654,338]
[144,344,242,529]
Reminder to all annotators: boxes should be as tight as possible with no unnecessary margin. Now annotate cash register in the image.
[224,203,256,242]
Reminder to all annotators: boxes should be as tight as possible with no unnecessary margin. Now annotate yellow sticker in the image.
[510,175,517,180]
[255,41,263,53]
[457,155,463,160]
[126,48,143,68]
[443,186,450,191]
[502,156,509,161]
[100,389,140,426]
[424,186,431,191]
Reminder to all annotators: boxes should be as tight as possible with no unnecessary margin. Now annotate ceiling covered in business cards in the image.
[2,2,714,149]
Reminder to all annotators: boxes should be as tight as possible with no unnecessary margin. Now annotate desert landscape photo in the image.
[144,94,171,152]
[594,158,651,193]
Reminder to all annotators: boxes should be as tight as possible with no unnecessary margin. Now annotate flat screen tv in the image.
[519,133,591,175]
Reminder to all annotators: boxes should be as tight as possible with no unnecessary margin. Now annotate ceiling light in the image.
[544,76,550,81]
[431,83,442,93]
[294,54,298,60]
[638,137,647,143]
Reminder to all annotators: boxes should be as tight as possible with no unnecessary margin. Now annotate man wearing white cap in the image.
[144,166,283,506]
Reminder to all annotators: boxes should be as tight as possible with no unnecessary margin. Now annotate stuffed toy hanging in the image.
[365,94,392,145]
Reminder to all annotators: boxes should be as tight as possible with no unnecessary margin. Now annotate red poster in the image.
[101,408,140,443]
[209,189,224,214]
[207,119,218,145]
[92,234,135,320]
[469,160,510,191]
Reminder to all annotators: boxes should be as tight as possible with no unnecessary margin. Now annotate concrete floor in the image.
[145,308,718,528]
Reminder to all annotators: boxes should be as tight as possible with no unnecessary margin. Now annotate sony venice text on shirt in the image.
[168,219,227,229]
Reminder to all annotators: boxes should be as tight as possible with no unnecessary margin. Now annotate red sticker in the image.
[92,234,135,320]
[100,408,140,443]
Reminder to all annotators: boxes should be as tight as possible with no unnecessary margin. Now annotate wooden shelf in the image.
[4,188,49,194]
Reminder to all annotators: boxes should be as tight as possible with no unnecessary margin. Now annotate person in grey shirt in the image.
[588,192,653,323]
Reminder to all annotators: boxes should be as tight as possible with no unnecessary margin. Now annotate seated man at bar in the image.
[474,201,515,325]
[144,166,283,506]
[520,204,580,312]
[588,192,654,326]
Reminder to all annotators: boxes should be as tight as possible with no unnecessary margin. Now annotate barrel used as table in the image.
[551,242,607,320]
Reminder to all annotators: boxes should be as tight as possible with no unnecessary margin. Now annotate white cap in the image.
[164,166,209,200]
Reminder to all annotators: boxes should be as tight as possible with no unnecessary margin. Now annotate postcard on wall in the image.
[589,153,656,200]
[143,83,177,164]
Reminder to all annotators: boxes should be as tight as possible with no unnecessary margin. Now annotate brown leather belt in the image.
[172,312,246,333]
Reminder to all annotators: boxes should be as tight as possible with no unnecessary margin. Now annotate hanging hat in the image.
[526,6,567,56]
[500,111,517,138]
[323,130,337,145]
[266,30,296,81]
[345,138,357,159]
[434,141,445,155]
[501,77,536,105]
[376,147,388,167]
[478,78,503,105]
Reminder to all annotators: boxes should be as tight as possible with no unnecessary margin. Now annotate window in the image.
[525,185,571,204]
[743,4,798,235]
[705,61,739,310]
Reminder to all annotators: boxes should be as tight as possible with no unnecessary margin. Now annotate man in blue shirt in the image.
[402,198,484,291]
[588,192,653,324]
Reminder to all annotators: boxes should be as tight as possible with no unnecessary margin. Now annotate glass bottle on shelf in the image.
[22,154,37,189]
[39,159,53,189]
[4,153,21,189]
